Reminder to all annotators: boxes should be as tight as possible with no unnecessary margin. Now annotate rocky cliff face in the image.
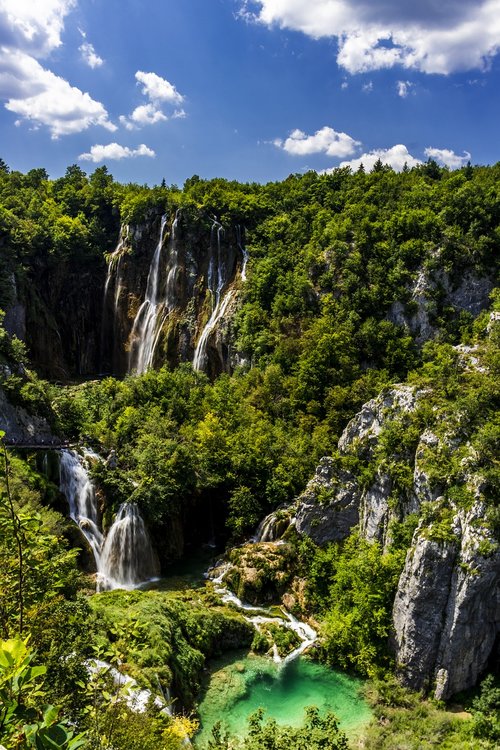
[5,208,247,380]
[100,209,247,378]
[0,387,58,444]
[295,385,424,547]
[387,265,494,345]
[6,255,106,380]
[392,496,500,699]
[290,373,500,699]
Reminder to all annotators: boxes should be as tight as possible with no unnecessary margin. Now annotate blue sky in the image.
[1,0,500,185]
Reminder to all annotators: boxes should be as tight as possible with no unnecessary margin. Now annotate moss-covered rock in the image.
[224,542,296,605]
[90,587,253,708]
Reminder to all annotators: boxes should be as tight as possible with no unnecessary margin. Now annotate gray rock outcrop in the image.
[0,387,58,444]
[388,266,494,345]
[295,385,422,547]
[392,499,500,699]
[291,369,500,699]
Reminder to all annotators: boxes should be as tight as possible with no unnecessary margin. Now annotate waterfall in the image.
[59,450,158,591]
[98,503,159,591]
[253,512,279,543]
[146,209,181,359]
[236,225,249,281]
[165,209,180,308]
[252,509,295,543]
[208,563,317,662]
[128,215,168,374]
[193,222,235,371]
[60,449,103,568]
[101,226,129,372]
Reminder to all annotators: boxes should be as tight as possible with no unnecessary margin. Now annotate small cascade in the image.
[128,215,168,374]
[253,512,279,543]
[252,509,295,543]
[193,221,235,371]
[98,503,159,591]
[236,225,249,281]
[208,563,317,663]
[59,451,158,591]
[60,449,103,568]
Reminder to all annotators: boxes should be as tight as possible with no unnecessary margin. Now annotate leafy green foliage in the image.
[303,533,405,676]
[0,637,85,749]
[203,707,349,750]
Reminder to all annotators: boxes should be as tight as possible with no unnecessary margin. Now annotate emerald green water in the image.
[195,652,372,746]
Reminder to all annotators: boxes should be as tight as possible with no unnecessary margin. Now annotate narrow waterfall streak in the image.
[252,512,278,543]
[128,215,168,375]
[98,502,159,591]
[236,225,249,281]
[164,209,180,311]
[101,229,128,369]
[252,509,295,543]
[193,222,233,371]
[59,449,103,568]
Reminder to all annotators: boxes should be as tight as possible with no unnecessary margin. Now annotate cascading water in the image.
[236,225,249,282]
[59,450,158,591]
[60,449,103,567]
[146,209,181,360]
[128,213,181,374]
[128,215,168,374]
[208,564,317,663]
[252,509,295,543]
[98,503,159,591]
[193,221,235,371]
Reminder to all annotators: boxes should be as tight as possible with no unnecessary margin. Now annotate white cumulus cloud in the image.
[119,103,167,130]
[120,71,186,130]
[0,0,76,57]
[424,147,471,168]
[242,1,500,74]
[274,126,361,157]
[1,48,115,138]
[135,71,184,104]
[79,142,156,163]
[339,144,421,172]
[0,2,115,136]
[79,42,103,68]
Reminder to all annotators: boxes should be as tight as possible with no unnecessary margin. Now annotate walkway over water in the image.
[3,440,72,450]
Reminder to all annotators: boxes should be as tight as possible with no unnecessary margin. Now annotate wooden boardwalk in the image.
[3,441,72,450]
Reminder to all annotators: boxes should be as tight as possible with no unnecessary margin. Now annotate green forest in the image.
[1,158,499,749]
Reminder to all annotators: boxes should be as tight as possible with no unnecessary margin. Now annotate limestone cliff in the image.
[289,343,499,698]
[295,385,424,547]
[101,209,247,378]
[392,496,500,699]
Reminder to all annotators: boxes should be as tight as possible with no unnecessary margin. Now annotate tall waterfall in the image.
[99,503,159,591]
[128,215,168,374]
[59,450,158,591]
[193,221,236,371]
[60,449,103,567]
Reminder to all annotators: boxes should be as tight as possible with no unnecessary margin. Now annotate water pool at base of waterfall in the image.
[195,651,371,746]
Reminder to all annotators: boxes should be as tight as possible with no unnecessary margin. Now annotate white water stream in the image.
[193,221,235,371]
[128,215,168,374]
[59,449,158,591]
[208,563,317,663]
